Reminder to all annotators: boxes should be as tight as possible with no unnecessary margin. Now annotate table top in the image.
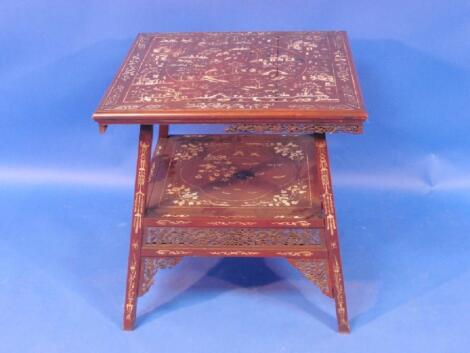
[145,134,323,228]
[93,31,367,128]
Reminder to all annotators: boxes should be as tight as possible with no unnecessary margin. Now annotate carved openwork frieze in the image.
[225,123,362,134]
[144,227,322,247]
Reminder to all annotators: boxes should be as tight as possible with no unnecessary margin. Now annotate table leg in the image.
[159,124,169,138]
[314,133,350,333]
[123,125,153,330]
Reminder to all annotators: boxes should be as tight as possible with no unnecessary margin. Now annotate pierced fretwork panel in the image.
[225,123,362,134]
[139,257,181,296]
[288,258,332,297]
[144,227,322,247]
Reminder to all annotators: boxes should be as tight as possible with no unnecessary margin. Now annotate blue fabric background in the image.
[1,1,469,352]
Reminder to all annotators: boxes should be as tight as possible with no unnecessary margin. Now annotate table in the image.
[92,31,367,333]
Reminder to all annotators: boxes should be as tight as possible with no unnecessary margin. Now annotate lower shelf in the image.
[144,134,324,228]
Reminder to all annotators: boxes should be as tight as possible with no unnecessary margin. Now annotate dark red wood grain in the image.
[92,31,367,333]
[92,32,367,129]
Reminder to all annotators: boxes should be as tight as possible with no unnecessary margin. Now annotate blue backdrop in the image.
[1,1,469,352]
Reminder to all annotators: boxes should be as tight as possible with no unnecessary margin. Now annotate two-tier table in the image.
[92,31,367,333]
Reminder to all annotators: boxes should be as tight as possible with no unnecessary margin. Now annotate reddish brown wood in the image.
[145,134,322,229]
[140,246,328,258]
[123,125,153,330]
[158,124,169,138]
[92,31,367,334]
[130,133,349,332]
[314,133,350,333]
[142,217,324,229]
[92,32,367,128]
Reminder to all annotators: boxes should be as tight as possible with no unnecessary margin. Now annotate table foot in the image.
[332,254,350,333]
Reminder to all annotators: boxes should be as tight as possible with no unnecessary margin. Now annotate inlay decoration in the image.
[93,31,366,129]
[145,134,323,227]
[91,31,366,333]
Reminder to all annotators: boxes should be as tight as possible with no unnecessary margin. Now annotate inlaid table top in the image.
[93,31,367,130]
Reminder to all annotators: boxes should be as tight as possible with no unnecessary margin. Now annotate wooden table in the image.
[92,31,367,333]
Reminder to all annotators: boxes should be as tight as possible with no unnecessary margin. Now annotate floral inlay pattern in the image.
[272,142,305,161]
[150,135,320,217]
[242,181,308,207]
[166,184,199,206]
[165,183,230,207]
[173,142,204,161]
[195,153,237,182]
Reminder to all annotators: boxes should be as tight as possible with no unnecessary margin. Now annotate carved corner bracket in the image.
[138,257,182,296]
[288,258,333,297]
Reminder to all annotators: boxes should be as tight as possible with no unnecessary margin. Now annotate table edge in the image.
[93,109,367,124]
